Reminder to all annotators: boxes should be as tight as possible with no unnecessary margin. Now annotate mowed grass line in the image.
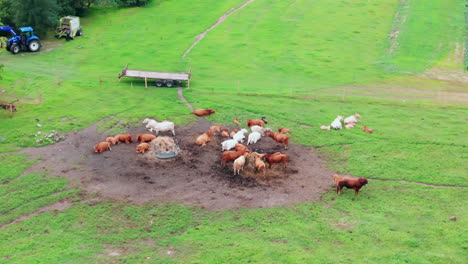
[0,153,35,183]
[382,0,466,73]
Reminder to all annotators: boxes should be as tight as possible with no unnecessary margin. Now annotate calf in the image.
[229,129,238,138]
[136,143,150,153]
[363,125,373,134]
[233,153,249,175]
[106,137,117,145]
[94,142,112,153]
[210,125,223,132]
[196,130,215,146]
[254,155,266,177]
[278,128,291,134]
[221,128,230,138]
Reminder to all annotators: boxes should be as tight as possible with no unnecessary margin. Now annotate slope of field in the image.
[0,0,466,263]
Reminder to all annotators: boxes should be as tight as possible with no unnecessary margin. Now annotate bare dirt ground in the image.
[21,118,333,210]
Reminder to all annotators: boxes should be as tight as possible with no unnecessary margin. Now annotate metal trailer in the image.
[118,64,191,88]
[55,16,83,40]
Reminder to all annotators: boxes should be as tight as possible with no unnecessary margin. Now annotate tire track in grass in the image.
[182,0,256,58]
[0,199,73,229]
[367,178,468,188]
[177,87,194,111]
[0,197,105,229]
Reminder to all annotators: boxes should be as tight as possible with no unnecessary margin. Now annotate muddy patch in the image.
[21,118,333,210]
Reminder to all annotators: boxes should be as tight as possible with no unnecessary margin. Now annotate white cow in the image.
[331,116,343,130]
[143,118,175,135]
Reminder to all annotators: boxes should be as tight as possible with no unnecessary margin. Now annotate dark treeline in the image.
[0,0,150,35]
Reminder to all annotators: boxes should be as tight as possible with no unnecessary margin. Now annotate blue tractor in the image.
[0,26,41,54]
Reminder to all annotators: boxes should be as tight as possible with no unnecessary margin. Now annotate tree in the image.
[57,0,96,16]
[117,0,150,7]
[0,0,14,26]
[11,0,60,36]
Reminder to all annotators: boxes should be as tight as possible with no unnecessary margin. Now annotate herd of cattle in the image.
[92,108,369,195]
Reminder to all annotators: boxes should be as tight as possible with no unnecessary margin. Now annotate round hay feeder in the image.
[150,136,180,159]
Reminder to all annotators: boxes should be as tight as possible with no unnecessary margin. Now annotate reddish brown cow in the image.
[363,125,373,134]
[229,129,238,138]
[221,148,250,166]
[136,143,150,153]
[264,152,288,168]
[234,143,249,152]
[254,156,266,177]
[106,137,117,145]
[114,134,133,144]
[267,132,289,150]
[221,128,230,138]
[137,133,156,143]
[278,128,291,134]
[336,177,369,195]
[193,109,216,116]
[94,142,112,153]
[246,116,268,127]
[210,125,223,132]
[196,130,215,146]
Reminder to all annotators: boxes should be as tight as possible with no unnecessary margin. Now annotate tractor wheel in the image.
[28,40,41,52]
[155,80,164,87]
[10,44,20,54]
[165,80,174,88]
[6,43,11,51]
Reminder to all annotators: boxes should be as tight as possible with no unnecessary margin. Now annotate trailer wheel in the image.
[155,80,164,87]
[10,44,20,54]
[77,29,83,36]
[28,40,41,52]
[165,80,174,88]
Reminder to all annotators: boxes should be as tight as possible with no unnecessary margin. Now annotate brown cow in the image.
[264,152,288,168]
[221,148,250,166]
[136,143,150,153]
[193,109,216,116]
[246,116,268,127]
[336,177,369,195]
[278,128,291,134]
[221,128,230,138]
[267,132,289,150]
[106,137,118,145]
[114,134,133,144]
[94,142,112,153]
[196,130,215,146]
[363,125,373,134]
[137,133,156,143]
[210,125,223,132]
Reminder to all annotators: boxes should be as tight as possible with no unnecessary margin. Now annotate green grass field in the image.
[0,0,466,263]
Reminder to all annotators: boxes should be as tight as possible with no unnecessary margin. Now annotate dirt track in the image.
[21,118,333,210]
